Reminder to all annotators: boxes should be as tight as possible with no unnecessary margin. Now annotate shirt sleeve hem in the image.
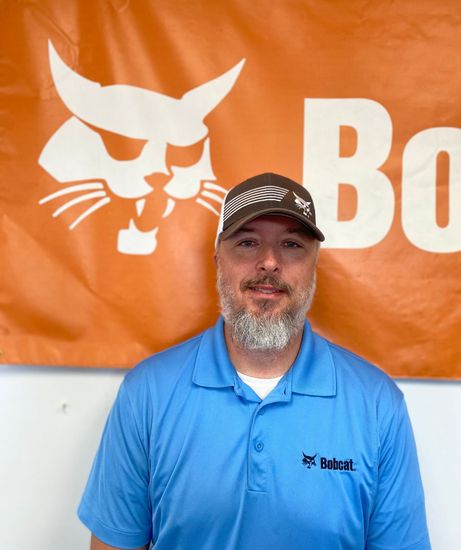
[367,534,431,550]
[77,501,151,549]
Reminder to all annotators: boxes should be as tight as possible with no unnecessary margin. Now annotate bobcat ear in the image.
[182,59,245,120]
[48,40,102,118]
[47,41,245,146]
[47,40,176,141]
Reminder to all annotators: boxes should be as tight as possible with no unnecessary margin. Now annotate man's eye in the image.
[283,240,302,248]
[237,239,256,248]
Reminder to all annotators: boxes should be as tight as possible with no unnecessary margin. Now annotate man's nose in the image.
[256,245,280,272]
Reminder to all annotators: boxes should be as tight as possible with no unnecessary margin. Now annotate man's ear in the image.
[314,241,321,267]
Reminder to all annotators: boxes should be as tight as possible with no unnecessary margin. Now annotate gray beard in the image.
[217,268,316,352]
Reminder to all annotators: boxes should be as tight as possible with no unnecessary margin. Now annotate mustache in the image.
[240,276,292,295]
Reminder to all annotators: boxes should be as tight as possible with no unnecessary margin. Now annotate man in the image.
[79,173,431,550]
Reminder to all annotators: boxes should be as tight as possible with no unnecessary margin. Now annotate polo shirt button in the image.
[258,408,265,416]
[255,441,264,452]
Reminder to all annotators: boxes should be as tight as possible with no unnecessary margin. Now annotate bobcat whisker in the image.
[201,190,224,204]
[69,197,111,230]
[196,198,220,216]
[52,191,108,218]
[39,182,104,204]
[203,182,227,194]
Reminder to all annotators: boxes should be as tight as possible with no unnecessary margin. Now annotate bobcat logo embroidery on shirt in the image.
[38,41,245,255]
[302,452,317,468]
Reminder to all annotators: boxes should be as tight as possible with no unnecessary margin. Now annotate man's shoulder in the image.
[313,331,402,402]
[140,331,205,368]
[124,329,207,389]
[325,337,385,375]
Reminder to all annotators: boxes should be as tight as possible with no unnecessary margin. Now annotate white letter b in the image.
[303,99,394,248]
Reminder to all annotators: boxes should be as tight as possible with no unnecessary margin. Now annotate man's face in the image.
[215,214,319,349]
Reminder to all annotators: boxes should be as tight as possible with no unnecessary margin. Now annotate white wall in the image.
[0,366,459,550]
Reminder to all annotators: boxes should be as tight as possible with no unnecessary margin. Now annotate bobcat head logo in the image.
[302,452,317,468]
[38,41,244,255]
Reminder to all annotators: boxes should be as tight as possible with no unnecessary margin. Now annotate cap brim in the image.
[219,207,325,242]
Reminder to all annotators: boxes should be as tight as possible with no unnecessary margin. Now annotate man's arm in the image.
[91,534,149,550]
[366,396,430,549]
[78,379,153,548]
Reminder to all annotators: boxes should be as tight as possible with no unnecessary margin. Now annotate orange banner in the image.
[1,0,460,377]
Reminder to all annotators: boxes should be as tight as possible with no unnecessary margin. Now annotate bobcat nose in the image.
[144,172,171,189]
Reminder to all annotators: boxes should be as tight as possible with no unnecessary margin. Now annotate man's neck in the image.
[224,322,303,378]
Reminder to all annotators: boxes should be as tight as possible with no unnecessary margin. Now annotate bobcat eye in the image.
[166,139,205,168]
[88,123,146,161]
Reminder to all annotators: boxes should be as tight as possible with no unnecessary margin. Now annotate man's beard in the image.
[217,266,316,352]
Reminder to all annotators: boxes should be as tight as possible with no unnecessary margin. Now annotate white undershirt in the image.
[237,371,284,399]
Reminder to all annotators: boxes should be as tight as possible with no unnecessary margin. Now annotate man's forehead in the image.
[236,214,315,236]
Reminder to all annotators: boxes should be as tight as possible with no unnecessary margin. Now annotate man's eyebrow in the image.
[231,227,256,236]
[230,226,313,238]
[285,227,314,238]
[286,227,306,234]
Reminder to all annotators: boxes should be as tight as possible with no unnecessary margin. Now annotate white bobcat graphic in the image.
[39,41,244,254]
[293,191,311,217]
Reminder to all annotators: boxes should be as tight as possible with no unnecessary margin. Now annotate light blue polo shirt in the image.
[78,318,430,550]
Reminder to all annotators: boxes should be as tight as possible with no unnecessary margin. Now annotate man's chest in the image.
[148,387,377,549]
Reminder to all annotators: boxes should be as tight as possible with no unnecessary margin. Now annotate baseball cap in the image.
[216,172,325,243]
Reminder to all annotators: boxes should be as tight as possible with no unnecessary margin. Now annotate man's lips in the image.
[249,284,284,295]
[242,277,291,297]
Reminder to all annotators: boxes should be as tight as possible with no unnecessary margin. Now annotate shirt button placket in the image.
[248,407,268,492]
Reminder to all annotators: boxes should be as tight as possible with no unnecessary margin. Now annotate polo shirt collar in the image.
[192,317,236,388]
[288,321,336,397]
[192,317,336,397]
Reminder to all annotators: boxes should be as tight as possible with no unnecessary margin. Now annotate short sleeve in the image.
[366,396,431,550]
[77,380,152,549]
